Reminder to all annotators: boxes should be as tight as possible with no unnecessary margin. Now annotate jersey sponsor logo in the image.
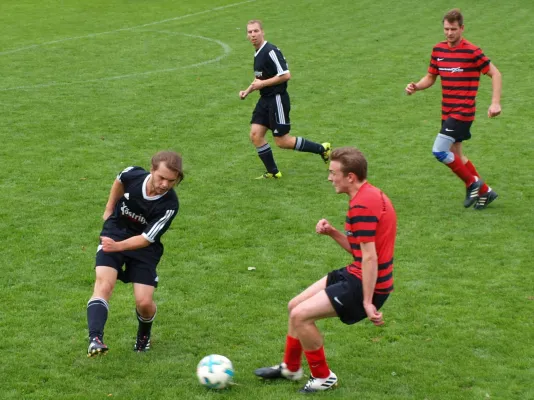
[124,193,130,200]
[120,202,147,225]
[254,70,263,78]
[439,67,464,73]
[345,230,353,236]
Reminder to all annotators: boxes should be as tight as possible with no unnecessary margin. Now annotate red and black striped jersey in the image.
[345,182,397,294]
[428,39,491,122]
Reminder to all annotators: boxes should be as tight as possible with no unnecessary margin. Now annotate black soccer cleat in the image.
[87,336,108,357]
[474,189,498,210]
[299,371,338,393]
[254,362,303,381]
[134,334,151,352]
[464,178,484,208]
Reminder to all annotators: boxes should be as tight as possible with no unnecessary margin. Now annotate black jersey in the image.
[101,166,179,246]
[254,41,289,97]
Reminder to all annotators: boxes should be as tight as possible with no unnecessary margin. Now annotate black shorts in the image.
[95,243,162,287]
[250,92,291,136]
[440,117,473,142]
[325,267,389,325]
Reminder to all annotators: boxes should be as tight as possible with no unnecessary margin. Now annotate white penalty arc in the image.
[0,31,232,91]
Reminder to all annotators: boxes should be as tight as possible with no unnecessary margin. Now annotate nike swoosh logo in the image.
[333,297,344,306]
[437,58,444,61]
[445,128,454,132]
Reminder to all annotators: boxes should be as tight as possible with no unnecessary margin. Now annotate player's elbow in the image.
[281,72,291,81]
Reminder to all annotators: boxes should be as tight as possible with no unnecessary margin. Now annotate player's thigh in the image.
[290,289,337,324]
[288,276,328,311]
[250,123,269,144]
[440,117,472,142]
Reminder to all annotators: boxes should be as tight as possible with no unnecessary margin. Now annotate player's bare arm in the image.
[100,235,150,252]
[103,179,125,220]
[239,84,254,100]
[405,73,437,95]
[486,63,502,118]
[360,241,383,326]
[316,219,352,253]
[251,72,291,91]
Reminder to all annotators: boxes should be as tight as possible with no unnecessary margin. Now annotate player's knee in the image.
[274,135,293,149]
[288,297,300,313]
[93,278,114,298]
[135,298,154,313]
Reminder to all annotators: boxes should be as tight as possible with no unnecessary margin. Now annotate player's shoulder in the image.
[432,40,449,51]
[161,189,179,210]
[118,166,148,180]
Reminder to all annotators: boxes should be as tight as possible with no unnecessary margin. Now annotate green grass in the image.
[1,0,533,399]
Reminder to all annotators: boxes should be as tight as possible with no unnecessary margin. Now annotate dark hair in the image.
[330,147,367,181]
[151,151,183,182]
[443,8,463,26]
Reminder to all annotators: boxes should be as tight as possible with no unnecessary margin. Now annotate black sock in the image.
[136,308,156,337]
[294,137,324,154]
[257,144,279,174]
[87,298,109,340]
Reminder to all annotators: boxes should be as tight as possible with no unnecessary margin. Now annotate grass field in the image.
[1,0,533,399]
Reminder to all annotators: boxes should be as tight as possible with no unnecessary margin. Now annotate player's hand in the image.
[488,103,501,118]
[239,90,248,100]
[100,236,121,252]
[405,82,417,95]
[250,78,264,91]
[364,303,384,326]
[316,219,333,235]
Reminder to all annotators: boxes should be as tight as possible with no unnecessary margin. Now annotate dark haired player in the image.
[406,8,502,209]
[239,19,331,179]
[254,147,397,393]
[87,151,183,356]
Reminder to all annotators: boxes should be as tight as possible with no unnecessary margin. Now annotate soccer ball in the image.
[196,354,234,389]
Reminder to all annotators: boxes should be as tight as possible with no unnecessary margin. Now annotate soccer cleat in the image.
[463,178,484,208]
[474,189,498,210]
[255,171,282,179]
[134,334,151,352]
[320,142,332,164]
[254,362,303,381]
[87,336,108,357]
[299,371,338,393]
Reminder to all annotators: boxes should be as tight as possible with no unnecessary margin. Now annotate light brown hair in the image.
[247,19,263,30]
[330,147,367,181]
[443,8,463,26]
[151,151,183,181]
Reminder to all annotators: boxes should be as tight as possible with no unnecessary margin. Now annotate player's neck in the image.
[348,180,367,199]
[254,39,265,50]
[145,175,156,197]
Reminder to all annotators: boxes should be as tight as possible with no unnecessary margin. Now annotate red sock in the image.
[283,335,303,372]
[446,156,476,187]
[465,160,489,194]
[304,346,330,378]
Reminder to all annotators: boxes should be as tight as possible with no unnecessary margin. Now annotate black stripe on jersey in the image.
[442,102,475,108]
[346,215,379,224]
[350,243,361,251]
[443,94,477,100]
[441,76,481,82]
[478,60,490,70]
[378,259,393,269]
[376,272,392,283]
[441,85,480,91]
[442,110,475,117]
[353,230,375,237]
[433,47,476,54]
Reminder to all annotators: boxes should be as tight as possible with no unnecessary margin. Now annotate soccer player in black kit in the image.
[87,151,183,357]
[239,20,331,179]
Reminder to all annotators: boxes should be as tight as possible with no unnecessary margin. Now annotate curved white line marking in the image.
[0,0,254,56]
[0,32,231,91]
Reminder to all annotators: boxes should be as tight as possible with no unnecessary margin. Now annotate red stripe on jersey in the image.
[344,182,397,294]
[427,39,491,121]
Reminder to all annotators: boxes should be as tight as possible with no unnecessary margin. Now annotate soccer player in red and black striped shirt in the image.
[254,147,397,393]
[405,9,502,210]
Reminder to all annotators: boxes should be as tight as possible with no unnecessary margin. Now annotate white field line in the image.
[0,0,255,56]
[0,32,232,91]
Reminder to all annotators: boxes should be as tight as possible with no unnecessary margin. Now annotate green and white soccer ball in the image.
[196,354,234,389]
